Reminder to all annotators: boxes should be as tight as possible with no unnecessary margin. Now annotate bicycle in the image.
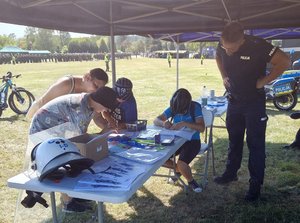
[0,71,35,117]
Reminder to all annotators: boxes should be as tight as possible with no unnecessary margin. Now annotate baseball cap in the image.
[90,86,119,110]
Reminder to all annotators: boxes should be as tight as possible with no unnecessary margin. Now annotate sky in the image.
[0,22,91,38]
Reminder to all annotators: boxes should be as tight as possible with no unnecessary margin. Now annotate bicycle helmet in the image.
[31,137,94,181]
[170,88,192,116]
[114,77,133,101]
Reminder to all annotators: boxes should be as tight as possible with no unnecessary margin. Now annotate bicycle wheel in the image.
[8,88,35,115]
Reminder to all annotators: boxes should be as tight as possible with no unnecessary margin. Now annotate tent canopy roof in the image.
[28,50,51,54]
[0,0,300,37]
[149,27,300,43]
[0,46,28,53]
[0,47,51,54]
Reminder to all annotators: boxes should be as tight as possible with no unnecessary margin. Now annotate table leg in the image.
[50,192,58,223]
[97,201,104,223]
[213,115,227,129]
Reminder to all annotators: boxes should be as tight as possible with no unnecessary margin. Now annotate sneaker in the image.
[62,199,88,213]
[244,180,261,202]
[214,172,238,185]
[188,179,202,193]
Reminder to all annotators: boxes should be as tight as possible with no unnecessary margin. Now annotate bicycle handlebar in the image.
[0,72,21,81]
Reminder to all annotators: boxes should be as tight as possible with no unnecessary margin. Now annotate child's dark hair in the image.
[89,68,108,83]
[170,88,192,118]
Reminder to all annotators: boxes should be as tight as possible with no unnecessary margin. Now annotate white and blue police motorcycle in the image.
[265,70,300,111]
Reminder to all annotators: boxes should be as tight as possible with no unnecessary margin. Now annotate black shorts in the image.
[175,140,201,164]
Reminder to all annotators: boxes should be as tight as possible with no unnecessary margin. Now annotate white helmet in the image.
[31,137,94,181]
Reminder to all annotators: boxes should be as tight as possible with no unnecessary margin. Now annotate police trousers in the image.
[225,98,268,184]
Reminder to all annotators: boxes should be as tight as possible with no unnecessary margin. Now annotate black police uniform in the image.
[216,35,278,185]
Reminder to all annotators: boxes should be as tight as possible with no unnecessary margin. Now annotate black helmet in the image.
[114,77,133,101]
[170,88,192,115]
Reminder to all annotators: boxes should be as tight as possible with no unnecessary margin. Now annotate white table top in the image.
[196,97,228,117]
[7,129,186,204]
[206,103,227,117]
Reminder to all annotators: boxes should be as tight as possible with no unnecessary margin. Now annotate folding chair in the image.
[153,153,189,192]
[193,107,216,189]
[153,107,216,192]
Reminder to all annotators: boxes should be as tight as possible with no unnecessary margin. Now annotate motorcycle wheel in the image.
[8,88,35,115]
[273,92,297,111]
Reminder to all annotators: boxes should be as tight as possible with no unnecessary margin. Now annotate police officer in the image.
[104,53,110,72]
[167,52,172,68]
[214,22,290,201]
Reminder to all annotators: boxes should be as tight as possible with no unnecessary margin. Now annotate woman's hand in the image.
[102,111,117,129]
[163,120,173,129]
[170,122,185,130]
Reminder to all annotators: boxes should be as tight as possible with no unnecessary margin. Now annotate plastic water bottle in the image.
[201,86,208,105]
[201,86,208,98]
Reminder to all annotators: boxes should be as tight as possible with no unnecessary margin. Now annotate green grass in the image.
[1,58,300,223]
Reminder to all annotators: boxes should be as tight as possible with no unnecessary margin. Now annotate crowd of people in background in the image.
[0,52,132,65]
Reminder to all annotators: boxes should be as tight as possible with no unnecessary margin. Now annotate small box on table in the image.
[125,120,147,132]
[69,133,108,162]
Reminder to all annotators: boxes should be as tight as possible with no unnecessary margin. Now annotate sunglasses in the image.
[221,38,244,53]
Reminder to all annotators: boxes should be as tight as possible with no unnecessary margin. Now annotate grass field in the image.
[0,58,300,223]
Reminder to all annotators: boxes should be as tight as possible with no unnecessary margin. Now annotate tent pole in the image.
[110,0,116,86]
[176,36,179,90]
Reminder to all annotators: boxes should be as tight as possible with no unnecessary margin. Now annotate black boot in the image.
[284,128,300,149]
[245,180,261,202]
[290,112,300,119]
[213,171,238,185]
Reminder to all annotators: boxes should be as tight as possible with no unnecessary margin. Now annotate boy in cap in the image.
[30,86,118,135]
[29,86,118,213]
[102,77,138,130]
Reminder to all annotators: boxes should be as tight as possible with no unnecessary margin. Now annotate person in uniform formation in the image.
[0,53,133,65]
[104,53,110,72]
[167,52,172,68]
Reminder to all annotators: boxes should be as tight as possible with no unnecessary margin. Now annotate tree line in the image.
[0,27,217,55]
